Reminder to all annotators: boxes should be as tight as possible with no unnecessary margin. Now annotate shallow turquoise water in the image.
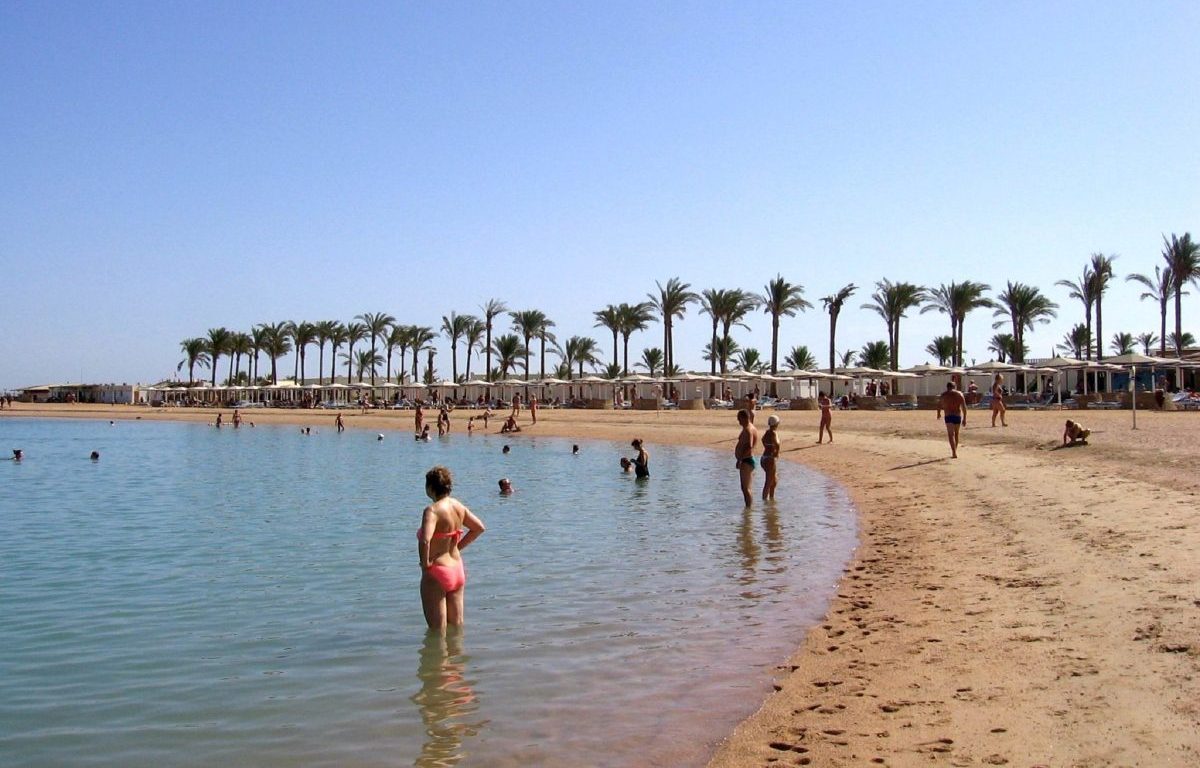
[0,416,856,767]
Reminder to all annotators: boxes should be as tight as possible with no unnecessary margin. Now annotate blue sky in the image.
[2,1,1196,388]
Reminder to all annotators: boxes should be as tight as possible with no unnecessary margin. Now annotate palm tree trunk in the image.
[1159,298,1167,355]
[1095,299,1104,361]
[1175,290,1184,355]
[485,326,493,381]
[611,330,619,368]
[710,321,718,375]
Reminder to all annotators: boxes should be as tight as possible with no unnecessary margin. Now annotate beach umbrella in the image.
[462,379,492,387]
[968,360,1019,372]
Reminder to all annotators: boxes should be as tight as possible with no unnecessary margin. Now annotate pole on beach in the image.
[1131,365,1138,430]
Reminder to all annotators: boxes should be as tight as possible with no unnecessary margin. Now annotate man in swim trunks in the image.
[735,409,759,506]
[418,466,485,630]
[936,381,967,459]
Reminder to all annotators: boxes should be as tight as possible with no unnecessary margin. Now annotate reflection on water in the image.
[411,629,486,768]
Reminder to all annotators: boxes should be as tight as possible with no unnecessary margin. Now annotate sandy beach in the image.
[4,402,1198,766]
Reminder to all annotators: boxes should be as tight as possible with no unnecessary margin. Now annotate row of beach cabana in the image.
[143,352,1197,409]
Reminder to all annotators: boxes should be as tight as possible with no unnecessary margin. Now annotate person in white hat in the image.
[761,415,781,501]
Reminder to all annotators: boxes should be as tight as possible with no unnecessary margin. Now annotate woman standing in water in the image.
[630,438,650,478]
[761,415,781,501]
[418,466,486,630]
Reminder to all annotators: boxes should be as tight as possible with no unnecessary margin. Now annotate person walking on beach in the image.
[990,373,1008,427]
[529,395,538,424]
[936,381,967,458]
[735,409,759,506]
[761,415,781,501]
[817,392,834,444]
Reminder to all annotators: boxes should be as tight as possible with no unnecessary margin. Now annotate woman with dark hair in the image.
[418,466,486,630]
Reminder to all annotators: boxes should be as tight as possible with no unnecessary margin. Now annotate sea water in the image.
[0,417,856,767]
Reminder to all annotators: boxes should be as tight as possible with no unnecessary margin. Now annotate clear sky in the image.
[2,1,1196,389]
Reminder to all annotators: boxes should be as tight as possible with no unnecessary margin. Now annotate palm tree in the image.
[759,275,811,375]
[617,302,656,375]
[984,331,1022,364]
[534,315,557,380]
[1058,324,1093,359]
[356,312,395,386]
[1126,266,1175,355]
[1110,332,1135,356]
[205,327,232,387]
[313,320,340,385]
[637,347,664,376]
[259,322,292,385]
[408,326,435,383]
[862,280,926,371]
[925,335,956,366]
[177,338,211,384]
[441,311,473,383]
[1056,268,1097,359]
[229,332,252,384]
[509,310,550,380]
[733,347,766,374]
[481,299,508,381]
[838,349,857,368]
[491,333,526,378]
[1088,253,1116,361]
[859,341,890,371]
[1169,331,1196,352]
[390,324,413,384]
[703,337,740,371]
[991,281,1058,364]
[1136,332,1159,356]
[343,322,368,385]
[783,345,817,371]
[593,305,622,369]
[354,348,382,383]
[563,335,601,378]
[463,318,486,381]
[715,289,760,374]
[821,284,857,383]
[698,289,727,375]
[1161,233,1200,356]
[326,323,347,383]
[922,281,992,366]
[987,333,1021,364]
[424,347,437,384]
[249,324,268,383]
[647,278,697,374]
[291,322,317,383]
[384,324,405,383]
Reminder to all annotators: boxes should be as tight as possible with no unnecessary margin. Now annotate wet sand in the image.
[5,402,1198,766]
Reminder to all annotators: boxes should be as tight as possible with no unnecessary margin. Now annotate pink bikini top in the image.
[418,528,463,543]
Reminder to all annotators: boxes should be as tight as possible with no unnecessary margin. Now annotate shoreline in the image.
[4,403,1198,765]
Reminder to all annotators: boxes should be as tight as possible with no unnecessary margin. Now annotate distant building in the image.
[16,383,140,404]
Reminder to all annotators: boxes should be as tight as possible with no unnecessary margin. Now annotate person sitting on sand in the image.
[500,415,521,434]
[418,466,485,630]
[1063,419,1090,446]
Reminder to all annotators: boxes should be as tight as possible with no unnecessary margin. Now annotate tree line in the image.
[177,233,1198,386]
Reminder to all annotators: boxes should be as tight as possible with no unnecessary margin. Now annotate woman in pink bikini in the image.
[418,466,486,630]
